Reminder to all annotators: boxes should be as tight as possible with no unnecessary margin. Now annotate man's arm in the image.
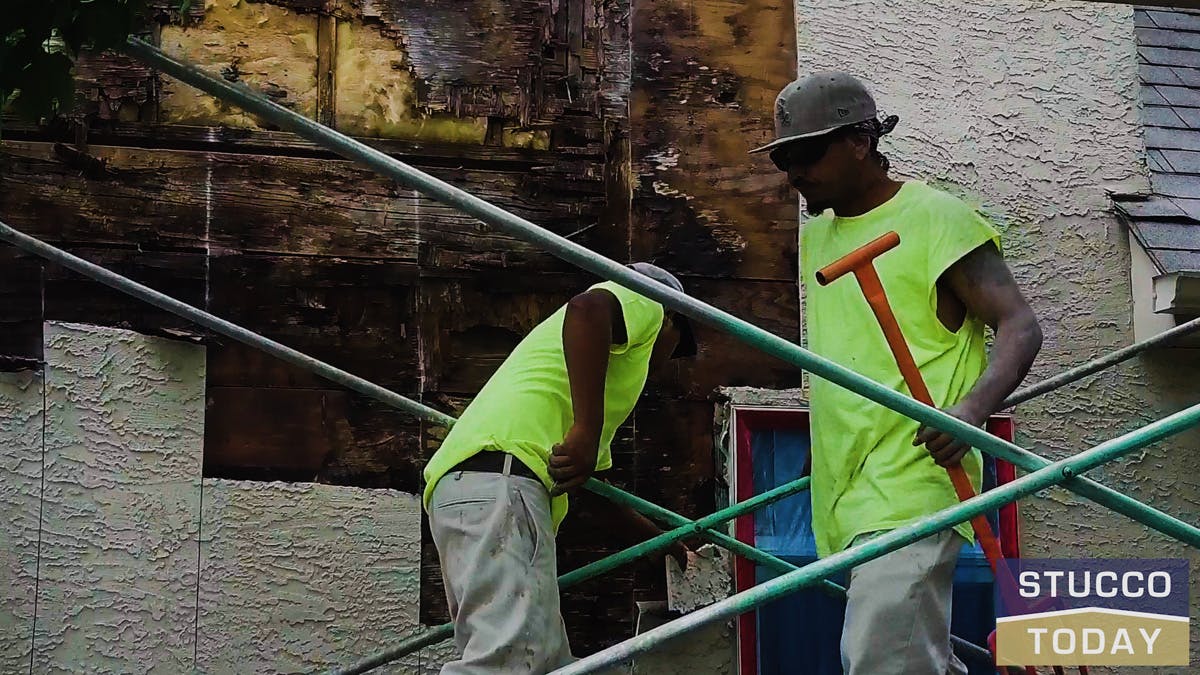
[915,243,1043,466]
[548,289,626,496]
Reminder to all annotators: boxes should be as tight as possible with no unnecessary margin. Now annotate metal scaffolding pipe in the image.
[552,400,1200,674]
[331,475,814,675]
[582,480,995,668]
[121,37,1200,551]
[0,215,986,671]
[1003,316,1200,409]
[0,216,825,672]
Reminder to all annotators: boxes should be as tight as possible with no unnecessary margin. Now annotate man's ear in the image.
[847,132,871,161]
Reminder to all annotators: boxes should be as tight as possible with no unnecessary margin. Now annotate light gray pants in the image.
[841,529,970,675]
[428,456,574,675]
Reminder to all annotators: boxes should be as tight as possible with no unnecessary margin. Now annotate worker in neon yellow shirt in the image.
[422,263,698,674]
[752,72,1043,674]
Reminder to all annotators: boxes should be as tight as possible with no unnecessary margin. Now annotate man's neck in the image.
[832,174,904,218]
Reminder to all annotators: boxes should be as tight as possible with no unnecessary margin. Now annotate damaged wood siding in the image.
[626,0,799,628]
[0,0,797,663]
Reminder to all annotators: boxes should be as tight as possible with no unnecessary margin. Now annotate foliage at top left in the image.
[1,0,162,122]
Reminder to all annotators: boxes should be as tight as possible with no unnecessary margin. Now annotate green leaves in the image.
[1,0,156,122]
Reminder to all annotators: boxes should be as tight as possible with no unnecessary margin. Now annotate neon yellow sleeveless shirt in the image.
[422,281,664,532]
[800,180,1000,557]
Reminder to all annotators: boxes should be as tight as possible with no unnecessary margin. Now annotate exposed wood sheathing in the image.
[333,20,488,143]
[0,0,797,664]
[160,0,321,127]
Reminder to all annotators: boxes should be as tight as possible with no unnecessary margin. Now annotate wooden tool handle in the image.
[852,263,1007,574]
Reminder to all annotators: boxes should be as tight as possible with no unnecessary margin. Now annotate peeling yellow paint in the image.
[160,0,319,128]
[335,21,485,143]
[502,129,551,151]
[156,1,545,145]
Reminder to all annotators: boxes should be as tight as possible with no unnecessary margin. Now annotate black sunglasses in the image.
[768,129,853,172]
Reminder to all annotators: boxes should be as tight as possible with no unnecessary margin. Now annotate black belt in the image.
[449,451,539,480]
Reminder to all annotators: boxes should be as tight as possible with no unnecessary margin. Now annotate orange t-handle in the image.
[815,231,1006,573]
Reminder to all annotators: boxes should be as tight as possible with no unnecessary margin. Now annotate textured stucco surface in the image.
[196,480,433,674]
[630,602,735,675]
[0,370,44,670]
[32,322,204,672]
[0,322,450,673]
[794,1,1199,669]
[666,544,732,614]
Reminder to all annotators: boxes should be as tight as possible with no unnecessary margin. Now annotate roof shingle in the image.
[1116,8,1200,275]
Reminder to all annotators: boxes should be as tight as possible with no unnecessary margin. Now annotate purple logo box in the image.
[995,558,1189,618]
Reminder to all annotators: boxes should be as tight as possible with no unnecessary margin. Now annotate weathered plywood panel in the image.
[0,141,208,250]
[196,480,425,673]
[415,274,584,394]
[0,249,43,367]
[33,322,204,672]
[160,0,320,128]
[655,279,804,400]
[0,370,44,670]
[42,247,208,343]
[334,20,488,144]
[204,389,424,490]
[205,254,419,389]
[631,0,797,281]
[0,139,606,272]
[356,0,609,140]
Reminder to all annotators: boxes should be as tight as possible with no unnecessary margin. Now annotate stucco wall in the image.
[793,0,1199,669]
[0,370,43,669]
[32,322,204,672]
[197,480,442,674]
[0,323,450,673]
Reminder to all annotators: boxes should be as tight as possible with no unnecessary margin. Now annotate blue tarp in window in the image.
[749,428,998,675]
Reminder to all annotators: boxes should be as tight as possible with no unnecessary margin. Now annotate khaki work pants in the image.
[841,529,971,675]
[428,457,574,674]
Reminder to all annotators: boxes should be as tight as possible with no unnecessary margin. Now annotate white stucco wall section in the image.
[1,322,443,673]
[0,370,45,668]
[33,322,205,672]
[197,481,438,674]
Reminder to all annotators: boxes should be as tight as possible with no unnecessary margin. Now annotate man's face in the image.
[770,130,867,215]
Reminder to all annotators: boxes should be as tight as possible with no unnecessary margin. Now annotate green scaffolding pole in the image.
[554,400,1200,674]
[120,37,1200,553]
[0,218,880,673]
[330,476,815,675]
[0,217,992,672]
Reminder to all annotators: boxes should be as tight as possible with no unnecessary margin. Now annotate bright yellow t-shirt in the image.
[422,280,664,531]
[800,180,1000,557]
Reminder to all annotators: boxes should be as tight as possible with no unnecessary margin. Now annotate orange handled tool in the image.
[817,232,1085,675]
[815,231,1005,570]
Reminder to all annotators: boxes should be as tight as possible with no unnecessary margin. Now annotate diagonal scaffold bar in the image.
[4,220,1187,675]
[554,400,1200,674]
[120,36,1200,552]
[1002,315,1200,409]
[1,211,1177,673]
[332,476,820,675]
[0,218,907,673]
